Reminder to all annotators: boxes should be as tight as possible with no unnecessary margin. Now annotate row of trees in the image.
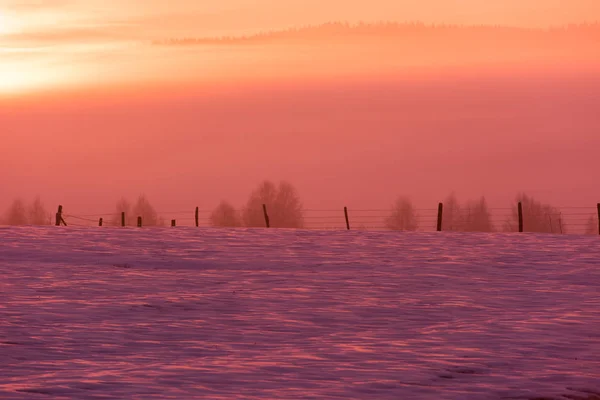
[101,181,304,228]
[156,22,600,46]
[2,184,598,234]
[0,181,303,229]
[209,183,598,234]
[385,193,598,234]
[210,181,304,228]
[0,197,51,226]
[109,196,164,227]
[384,195,497,232]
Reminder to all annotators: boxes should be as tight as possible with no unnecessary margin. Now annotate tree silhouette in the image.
[505,193,564,233]
[442,193,464,231]
[385,197,418,231]
[2,197,50,226]
[28,196,50,226]
[132,195,162,226]
[110,195,163,226]
[210,201,242,227]
[110,198,132,226]
[4,199,28,226]
[242,180,304,228]
[462,197,494,232]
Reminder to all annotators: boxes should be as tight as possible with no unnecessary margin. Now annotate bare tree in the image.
[110,198,132,226]
[442,193,464,231]
[272,181,304,228]
[242,180,304,228]
[210,201,242,227]
[28,196,50,225]
[108,196,163,226]
[385,197,418,231]
[585,215,598,235]
[505,193,565,233]
[243,181,277,228]
[132,195,162,226]
[4,199,28,226]
[462,197,494,232]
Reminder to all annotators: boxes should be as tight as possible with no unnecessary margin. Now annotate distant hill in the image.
[153,22,600,46]
[152,22,600,70]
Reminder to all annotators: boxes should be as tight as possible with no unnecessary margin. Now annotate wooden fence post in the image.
[263,204,270,228]
[171,219,176,227]
[195,207,199,227]
[344,207,350,230]
[559,213,563,234]
[121,212,126,227]
[597,203,600,235]
[518,202,524,233]
[436,203,443,232]
[55,205,62,226]
[55,205,67,226]
[99,218,103,227]
[137,216,142,228]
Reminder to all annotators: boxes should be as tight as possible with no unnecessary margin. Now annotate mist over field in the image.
[2,72,599,220]
[2,23,599,228]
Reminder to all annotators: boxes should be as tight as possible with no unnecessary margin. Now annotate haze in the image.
[1,0,599,216]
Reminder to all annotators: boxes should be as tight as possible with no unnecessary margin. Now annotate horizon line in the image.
[153,20,600,45]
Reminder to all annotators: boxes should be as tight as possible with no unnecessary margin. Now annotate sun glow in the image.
[0,11,18,35]
[0,60,70,95]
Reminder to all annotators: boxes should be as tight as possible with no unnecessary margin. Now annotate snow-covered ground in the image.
[1,227,598,399]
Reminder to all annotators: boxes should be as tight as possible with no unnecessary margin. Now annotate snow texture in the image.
[0,227,599,399]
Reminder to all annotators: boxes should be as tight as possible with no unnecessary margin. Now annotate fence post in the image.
[171,219,176,227]
[55,205,62,226]
[195,207,199,227]
[559,213,563,234]
[99,218,103,227]
[436,203,443,231]
[597,203,600,235]
[137,216,142,228]
[55,205,66,226]
[344,207,350,230]
[518,202,524,233]
[121,212,126,227]
[263,204,270,228]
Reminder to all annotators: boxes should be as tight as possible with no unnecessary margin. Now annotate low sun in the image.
[0,11,16,35]
[0,13,8,34]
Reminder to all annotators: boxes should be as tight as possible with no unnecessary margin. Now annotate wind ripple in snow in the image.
[0,227,598,399]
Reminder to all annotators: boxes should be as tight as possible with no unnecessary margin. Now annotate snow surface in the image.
[0,227,599,399]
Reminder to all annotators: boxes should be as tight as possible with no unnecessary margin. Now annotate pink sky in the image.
[1,1,599,221]
[3,0,600,34]
[1,0,599,93]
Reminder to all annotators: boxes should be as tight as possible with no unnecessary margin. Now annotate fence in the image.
[53,202,600,235]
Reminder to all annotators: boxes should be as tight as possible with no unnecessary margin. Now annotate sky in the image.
[3,0,600,34]
[1,0,599,221]
[1,0,599,93]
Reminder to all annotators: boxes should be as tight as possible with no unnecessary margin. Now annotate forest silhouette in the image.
[155,22,600,46]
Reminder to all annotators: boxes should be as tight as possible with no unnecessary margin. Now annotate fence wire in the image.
[50,205,600,235]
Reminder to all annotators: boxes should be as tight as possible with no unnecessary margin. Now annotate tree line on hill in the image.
[1,181,598,234]
[155,21,600,46]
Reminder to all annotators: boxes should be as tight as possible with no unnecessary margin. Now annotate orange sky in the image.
[1,0,599,221]
[3,0,600,35]
[1,0,600,93]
